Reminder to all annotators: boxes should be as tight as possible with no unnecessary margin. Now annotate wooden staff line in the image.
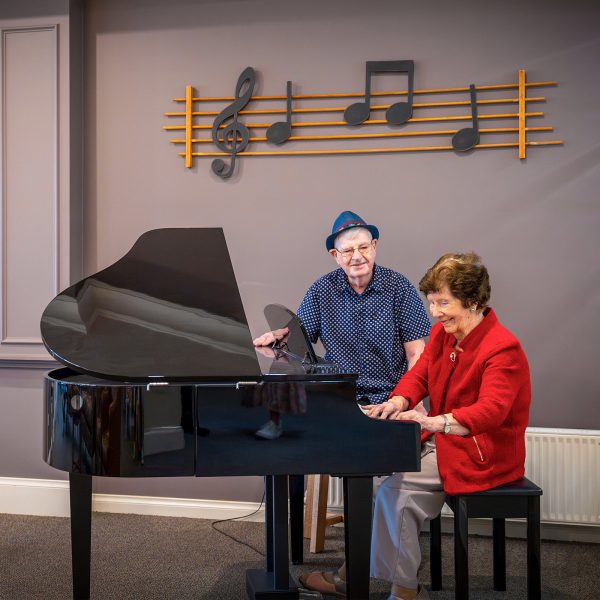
[169,126,554,145]
[172,81,557,103]
[185,85,193,168]
[179,140,563,158]
[163,111,545,131]
[164,96,545,118]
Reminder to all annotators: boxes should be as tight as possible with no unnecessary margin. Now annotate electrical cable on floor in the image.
[210,489,266,556]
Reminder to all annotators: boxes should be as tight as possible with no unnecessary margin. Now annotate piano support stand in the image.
[288,475,305,565]
[246,475,299,599]
[343,476,373,600]
[66,473,373,600]
[69,473,92,600]
[255,475,374,600]
[265,476,274,573]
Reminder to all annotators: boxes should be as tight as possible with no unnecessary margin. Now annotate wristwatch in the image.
[441,414,451,434]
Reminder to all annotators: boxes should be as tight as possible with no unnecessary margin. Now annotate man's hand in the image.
[364,395,409,420]
[253,327,290,347]
[254,346,276,359]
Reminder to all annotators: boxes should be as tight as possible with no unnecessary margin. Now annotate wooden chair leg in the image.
[303,474,315,539]
[527,496,541,600]
[454,497,469,600]
[304,474,345,554]
[430,514,443,590]
[304,474,329,553]
[492,518,506,590]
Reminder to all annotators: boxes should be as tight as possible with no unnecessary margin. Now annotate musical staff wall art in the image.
[163,61,562,179]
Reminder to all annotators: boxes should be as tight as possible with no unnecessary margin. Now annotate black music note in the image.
[211,66,256,179]
[452,84,479,152]
[344,60,414,126]
[266,81,293,145]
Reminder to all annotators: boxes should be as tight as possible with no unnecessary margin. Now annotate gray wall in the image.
[1,0,599,501]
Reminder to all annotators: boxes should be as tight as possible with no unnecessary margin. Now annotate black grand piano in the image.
[41,228,420,600]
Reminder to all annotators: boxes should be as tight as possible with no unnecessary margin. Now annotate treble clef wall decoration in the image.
[210,66,256,179]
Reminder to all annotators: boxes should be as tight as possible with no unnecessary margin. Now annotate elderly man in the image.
[253,210,430,438]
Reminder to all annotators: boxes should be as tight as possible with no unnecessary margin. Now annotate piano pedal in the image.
[298,588,323,600]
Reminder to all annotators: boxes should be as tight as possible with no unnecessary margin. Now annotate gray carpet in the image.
[0,512,598,599]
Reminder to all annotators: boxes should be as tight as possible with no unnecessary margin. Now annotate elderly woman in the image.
[300,252,531,600]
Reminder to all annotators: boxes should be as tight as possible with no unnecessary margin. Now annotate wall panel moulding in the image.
[0,4,83,366]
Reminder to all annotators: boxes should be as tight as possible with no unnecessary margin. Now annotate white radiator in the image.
[328,428,600,526]
[525,428,599,524]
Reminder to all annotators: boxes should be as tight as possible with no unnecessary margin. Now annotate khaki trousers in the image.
[370,440,446,589]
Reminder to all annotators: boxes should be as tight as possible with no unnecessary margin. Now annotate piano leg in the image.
[288,474,304,565]
[265,475,274,573]
[343,476,373,600]
[246,475,298,599]
[69,472,92,600]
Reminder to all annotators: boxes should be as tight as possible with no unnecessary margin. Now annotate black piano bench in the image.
[429,477,543,600]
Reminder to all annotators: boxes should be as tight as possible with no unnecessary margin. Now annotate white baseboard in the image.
[0,477,264,522]
[0,478,72,518]
[1,477,598,543]
[94,492,265,522]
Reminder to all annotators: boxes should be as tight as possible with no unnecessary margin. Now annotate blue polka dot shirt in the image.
[297,264,431,404]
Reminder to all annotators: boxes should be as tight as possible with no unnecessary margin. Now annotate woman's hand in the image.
[396,411,471,435]
[413,401,428,416]
[393,410,445,433]
[364,395,409,419]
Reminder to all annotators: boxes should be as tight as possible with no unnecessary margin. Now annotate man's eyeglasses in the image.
[334,241,375,260]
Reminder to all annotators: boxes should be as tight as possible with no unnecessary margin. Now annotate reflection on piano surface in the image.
[41,228,420,600]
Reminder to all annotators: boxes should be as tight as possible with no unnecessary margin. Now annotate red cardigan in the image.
[390,308,531,495]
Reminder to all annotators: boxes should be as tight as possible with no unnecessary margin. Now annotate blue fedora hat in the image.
[325,211,380,251]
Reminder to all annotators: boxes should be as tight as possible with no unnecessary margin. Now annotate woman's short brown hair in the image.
[419,252,491,310]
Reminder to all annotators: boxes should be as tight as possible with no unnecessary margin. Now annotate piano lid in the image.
[40,228,261,381]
